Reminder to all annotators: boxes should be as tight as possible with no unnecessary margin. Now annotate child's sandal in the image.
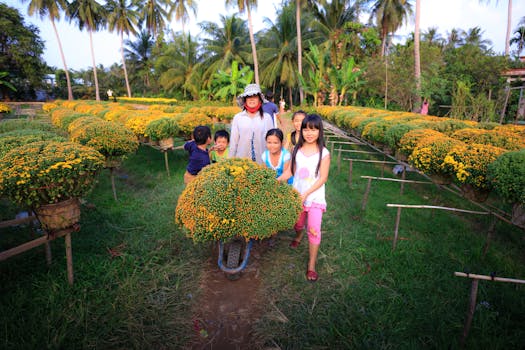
[306,270,318,282]
[289,240,300,248]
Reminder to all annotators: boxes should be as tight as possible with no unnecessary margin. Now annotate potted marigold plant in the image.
[69,120,138,168]
[175,158,302,243]
[0,141,104,230]
[144,117,179,149]
[488,149,525,228]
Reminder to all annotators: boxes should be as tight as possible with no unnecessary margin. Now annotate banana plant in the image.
[212,60,254,105]
[0,72,17,92]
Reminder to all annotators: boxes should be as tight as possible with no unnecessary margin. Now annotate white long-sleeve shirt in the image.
[229,110,274,164]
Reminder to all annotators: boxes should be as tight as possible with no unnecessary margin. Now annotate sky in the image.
[5,0,525,71]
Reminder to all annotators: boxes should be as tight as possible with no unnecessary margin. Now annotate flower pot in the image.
[35,198,81,231]
[159,137,174,150]
[460,184,490,203]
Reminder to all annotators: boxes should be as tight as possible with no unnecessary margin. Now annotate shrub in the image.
[409,135,464,175]
[175,158,302,242]
[384,123,423,150]
[0,141,104,208]
[398,129,444,157]
[452,128,525,151]
[487,149,525,204]
[0,130,66,158]
[0,119,57,134]
[178,113,211,138]
[144,117,179,141]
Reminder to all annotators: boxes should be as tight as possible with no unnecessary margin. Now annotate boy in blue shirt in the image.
[183,125,212,184]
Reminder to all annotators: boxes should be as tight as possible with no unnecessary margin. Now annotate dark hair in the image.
[193,125,211,145]
[265,128,284,142]
[290,110,307,146]
[265,90,274,100]
[214,129,230,142]
[291,114,325,177]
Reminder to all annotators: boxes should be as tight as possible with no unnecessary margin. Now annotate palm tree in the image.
[510,16,525,57]
[422,27,444,47]
[296,0,304,104]
[446,28,465,48]
[125,30,154,93]
[225,0,260,85]
[156,31,200,99]
[370,0,413,57]
[168,0,197,34]
[463,27,492,51]
[413,0,421,110]
[138,0,169,37]
[479,0,512,56]
[258,3,300,106]
[198,14,251,90]
[24,0,74,100]
[68,0,107,101]
[105,0,140,98]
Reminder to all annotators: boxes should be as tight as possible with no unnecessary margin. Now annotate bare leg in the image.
[308,242,320,273]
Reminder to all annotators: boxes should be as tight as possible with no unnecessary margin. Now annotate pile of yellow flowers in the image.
[0,102,12,114]
[175,158,302,243]
[0,141,104,208]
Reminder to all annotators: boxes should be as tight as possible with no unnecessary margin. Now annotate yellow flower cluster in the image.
[118,97,178,104]
[175,158,302,242]
[42,102,58,112]
[409,134,464,175]
[0,102,11,114]
[0,141,104,207]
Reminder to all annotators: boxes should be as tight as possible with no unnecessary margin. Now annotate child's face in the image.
[293,113,306,132]
[302,126,319,144]
[214,136,228,151]
[266,135,282,154]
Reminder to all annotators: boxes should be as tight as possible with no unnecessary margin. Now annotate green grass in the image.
[1,131,525,349]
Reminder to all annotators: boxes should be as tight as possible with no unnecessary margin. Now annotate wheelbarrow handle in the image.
[218,239,254,274]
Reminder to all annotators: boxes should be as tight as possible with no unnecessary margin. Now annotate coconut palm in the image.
[422,27,444,47]
[198,14,251,90]
[68,0,107,101]
[125,29,154,92]
[24,0,74,100]
[510,16,525,57]
[225,0,260,85]
[105,0,140,98]
[168,0,197,34]
[138,0,169,37]
[446,28,465,48]
[463,27,492,51]
[258,3,300,106]
[479,0,512,56]
[413,0,421,110]
[370,0,413,57]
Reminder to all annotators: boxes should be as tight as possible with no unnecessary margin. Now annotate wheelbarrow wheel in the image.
[225,239,243,280]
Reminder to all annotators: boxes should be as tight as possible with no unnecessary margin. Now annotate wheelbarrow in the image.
[217,238,254,280]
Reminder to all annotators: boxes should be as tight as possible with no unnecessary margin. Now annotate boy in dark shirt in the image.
[183,125,212,184]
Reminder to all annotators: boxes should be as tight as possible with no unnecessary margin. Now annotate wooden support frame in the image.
[385,204,489,250]
[454,271,525,347]
[0,224,80,285]
[360,176,433,210]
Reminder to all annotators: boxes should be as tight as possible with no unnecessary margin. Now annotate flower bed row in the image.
[315,106,525,224]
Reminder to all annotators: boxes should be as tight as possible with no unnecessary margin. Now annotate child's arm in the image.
[277,166,292,182]
[301,153,330,201]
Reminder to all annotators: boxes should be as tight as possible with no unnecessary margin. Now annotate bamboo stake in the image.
[361,178,372,211]
[400,166,406,195]
[454,272,525,284]
[65,232,74,285]
[0,215,37,229]
[110,167,118,201]
[361,176,432,184]
[343,158,398,165]
[164,151,170,177]
[482,217,496,257]
[337,146,341,174]
[459,279,479,348]
[44,241,52,266]
[392,207,402,250]
[386,204,489,215]
[348,159,353,186]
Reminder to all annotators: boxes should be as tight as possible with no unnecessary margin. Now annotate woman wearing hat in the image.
[229,84,274,164]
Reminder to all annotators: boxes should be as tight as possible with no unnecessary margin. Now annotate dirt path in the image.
[186,242,271,350]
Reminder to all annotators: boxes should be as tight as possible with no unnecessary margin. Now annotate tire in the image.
[226,239,242,268]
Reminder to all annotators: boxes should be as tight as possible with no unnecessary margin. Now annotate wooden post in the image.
[330,140,334,154]
[482,216,496,258]
[65,232,74,285]
[392,207,402,250]
[381,154,385,177]
[400,166,406,195]
[164,151,170,177]
[460,279,479,348]
[348,159,353,186]
[110,167,118,201]
[361,178,372,211]
[337,146,342,174]
[44,241,52,266]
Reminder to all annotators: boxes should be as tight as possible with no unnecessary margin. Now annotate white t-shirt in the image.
[229,110,274,164]
[292,147,329,207]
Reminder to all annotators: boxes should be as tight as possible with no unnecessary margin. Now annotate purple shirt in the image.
[184,141,210,175]
[262,102,279,125]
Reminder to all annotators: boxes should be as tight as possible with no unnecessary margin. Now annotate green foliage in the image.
[0,129,66,158]
[211,60,253,104]
[145,117,180,141]
[488,149,525,204]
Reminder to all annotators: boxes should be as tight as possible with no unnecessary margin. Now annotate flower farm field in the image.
[1,112,525,349]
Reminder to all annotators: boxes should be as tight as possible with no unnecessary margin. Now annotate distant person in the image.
[107,89,116,102]
[183,125,212,184]
[210,129,229,163]
[229,84,274,164]
[421,99,429,115]
[262,90,281,127]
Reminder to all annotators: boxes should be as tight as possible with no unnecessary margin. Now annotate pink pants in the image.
[294,204,325,245]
